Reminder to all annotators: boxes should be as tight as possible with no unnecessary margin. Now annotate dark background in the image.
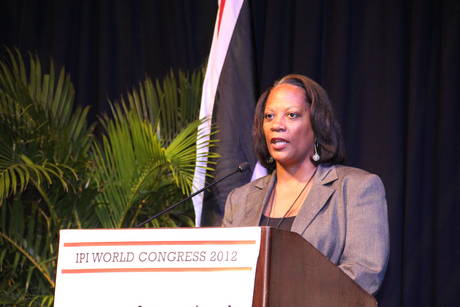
[1,0,459,306]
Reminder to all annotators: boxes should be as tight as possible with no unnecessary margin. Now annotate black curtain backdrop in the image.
[1,1,459,306]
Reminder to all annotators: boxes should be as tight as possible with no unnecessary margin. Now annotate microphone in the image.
[136,162,250,227]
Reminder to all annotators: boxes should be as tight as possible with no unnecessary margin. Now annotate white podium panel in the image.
[54,227,261,307]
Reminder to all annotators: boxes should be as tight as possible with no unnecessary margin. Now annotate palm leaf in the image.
[91,69,213,228]
[121,69,204,144]
[0,48,94,304]
[0,199,57,304]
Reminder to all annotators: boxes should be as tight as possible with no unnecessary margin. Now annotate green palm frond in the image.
[91,109,215,228]
[0,48,93,167]
[165,118,218,194]
[0,48,94,304]
[91,106,163,227]
[120,69,204,145]
[0,48,93,204]
[0,49,75,127]
[0,199,56,305]
[91,69,214,228]
[0,152,77,201]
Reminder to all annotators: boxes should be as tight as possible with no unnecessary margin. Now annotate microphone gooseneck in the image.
[136,162,250,227]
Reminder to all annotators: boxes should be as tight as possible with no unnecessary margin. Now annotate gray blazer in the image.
[222,164,389,294]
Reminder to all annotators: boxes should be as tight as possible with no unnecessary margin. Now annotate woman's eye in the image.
[288,112,299,119]
[264,113,274,120]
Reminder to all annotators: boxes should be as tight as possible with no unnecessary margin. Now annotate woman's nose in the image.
[271,116,286,131]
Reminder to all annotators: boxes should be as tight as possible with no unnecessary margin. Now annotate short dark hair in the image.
[253,74,345,172]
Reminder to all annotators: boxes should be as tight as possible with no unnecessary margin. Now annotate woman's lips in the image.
[270,137,289,150]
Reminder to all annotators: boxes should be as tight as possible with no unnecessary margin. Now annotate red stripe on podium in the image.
[64,240,256,247]
[62,267,252,273]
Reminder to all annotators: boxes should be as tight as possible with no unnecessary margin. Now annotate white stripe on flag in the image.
[192,0,244,226]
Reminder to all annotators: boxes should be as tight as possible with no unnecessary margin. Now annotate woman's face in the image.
[263,83,315,169]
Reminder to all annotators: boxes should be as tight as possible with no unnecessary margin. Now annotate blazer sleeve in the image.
[338,173,390,294]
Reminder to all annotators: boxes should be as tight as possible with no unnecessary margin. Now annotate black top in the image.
[259,215,296,231]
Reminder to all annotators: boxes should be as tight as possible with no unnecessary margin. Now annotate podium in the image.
[253,227,377,307]
[54,227,376,306]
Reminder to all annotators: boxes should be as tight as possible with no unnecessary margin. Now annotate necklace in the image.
[265,168,317,229]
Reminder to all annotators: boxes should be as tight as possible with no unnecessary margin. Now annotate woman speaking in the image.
[222,74,389,295]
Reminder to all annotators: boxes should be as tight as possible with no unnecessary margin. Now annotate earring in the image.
[312,141,320,162]
[267,156,274,164]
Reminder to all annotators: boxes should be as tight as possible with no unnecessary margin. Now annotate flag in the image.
[192,0,258,226]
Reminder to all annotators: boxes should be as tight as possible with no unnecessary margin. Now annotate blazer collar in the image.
[245,164,338,229]
[244,173,275,225]
[292,164,338,234]
[316,163,338,185]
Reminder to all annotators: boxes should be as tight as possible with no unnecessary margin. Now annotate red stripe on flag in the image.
[217,0,226,35]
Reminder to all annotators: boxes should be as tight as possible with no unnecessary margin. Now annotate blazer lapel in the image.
[292,165,338,234]
[242,173,275,225]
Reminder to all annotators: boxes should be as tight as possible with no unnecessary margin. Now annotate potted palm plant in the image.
[0,49,214,305]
